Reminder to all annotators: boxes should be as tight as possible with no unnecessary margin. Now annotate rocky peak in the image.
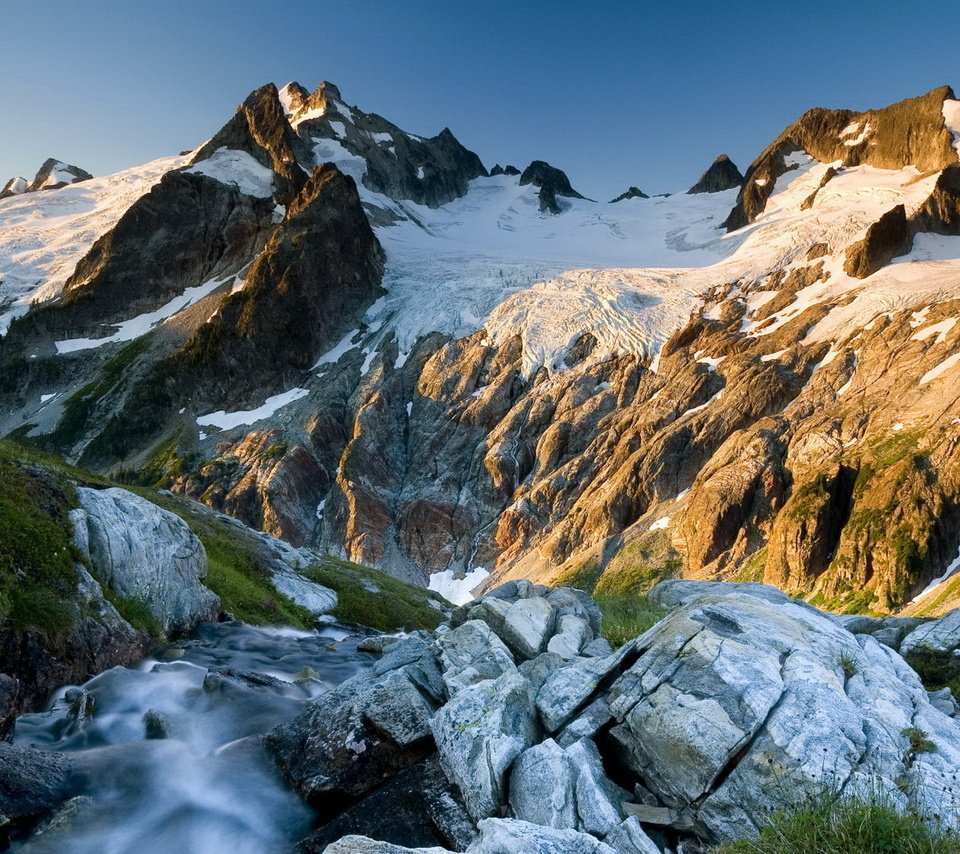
[0,176,28,199]
[277,81,310,117]
[519,160,584,213]
[1,160,91,199]
[687,153,743,194]
[610,186,649,203]
[726,85,959,230]
[191,82,308,204]
[29,158,93,191]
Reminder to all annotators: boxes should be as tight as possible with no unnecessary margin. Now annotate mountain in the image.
[0,158,92,199]
[2,81,960,616]
[687,153,743,194]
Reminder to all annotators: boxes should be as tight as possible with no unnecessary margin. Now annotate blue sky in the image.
[1,0,957,198]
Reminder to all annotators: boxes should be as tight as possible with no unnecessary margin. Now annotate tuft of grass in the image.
[595,594,666,648]
[901,727,937,769]
[838,651,861,679]
[102,589,162,638]
[711,791,960,854]
[305,556,449,633]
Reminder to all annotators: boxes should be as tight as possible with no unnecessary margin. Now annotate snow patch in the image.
[197,387,309,431]
[649,516,670,531]
[185,148,275,198]
[920,352,960,386]
[943,100,960,160]
[428,566,490,606]
[912,317,956,344]
[912,543,960,602]
[55,275,227,353]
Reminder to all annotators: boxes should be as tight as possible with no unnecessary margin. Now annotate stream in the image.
[10,621,374,853]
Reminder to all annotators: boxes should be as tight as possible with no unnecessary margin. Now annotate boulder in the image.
[0,743,76,839]
[303,756,475,852]
[265,666,437,811]
[73,487,220,635]
[508,739,577,828]
[605,590,960,841]
[469,818,619,853]
[547,614,591,659]
[603,817,662,854]
[435,620,516,696]
[430,671,538,822]
[536,641,639,732]
[565,737,625,836]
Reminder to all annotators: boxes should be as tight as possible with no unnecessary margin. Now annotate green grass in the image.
[0,440,83,646]
[305,556,449,633]
[711,792,960,854]
[595,594,666,648]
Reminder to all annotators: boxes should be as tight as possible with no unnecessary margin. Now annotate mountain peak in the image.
[687,154,744,194]
[610,186,649,203]
[519,160,584,213]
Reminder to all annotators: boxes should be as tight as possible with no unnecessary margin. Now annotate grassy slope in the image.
[0,439,447,637]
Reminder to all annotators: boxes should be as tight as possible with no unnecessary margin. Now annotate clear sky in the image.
[1,0,958,199]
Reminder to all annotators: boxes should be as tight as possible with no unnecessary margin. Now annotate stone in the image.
[74,487,220,635]
[603,817,662,854]
[490,597,555,660]
[320,838,448,853]
[143,709,174,739]
[265,669,435,812]
[565,737,625,836]
[603,591,960,841]
[536,641,638,732]
[435,620,516,696]
[303,756,475,852]
[357,668,436,748]
[430,671,538,823]
[0,743,76,837]
[581,638,614,658]
[547,614,591,659]
[469,818,619,853]
[555,696,614,748]
[508,739,577,829]
[518,652,565,693]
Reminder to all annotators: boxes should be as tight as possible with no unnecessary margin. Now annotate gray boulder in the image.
[606,590,960,841]
[566,737,626,836]
[266,665,437,809]
[536,640,639,732]
[901,608,960,670]
[73,487,220,635]
[469,818,619,853]
[508,739,577,828]
[436,620,517,696]
[431,671,538,822]
[547,614,592,659]
[603,817,662,854]
[0,743,76,836]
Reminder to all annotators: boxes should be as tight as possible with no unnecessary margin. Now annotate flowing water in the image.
[10,622,373,854]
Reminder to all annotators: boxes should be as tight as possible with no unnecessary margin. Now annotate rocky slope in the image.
[0,159,92,200]
[2,82,960,615]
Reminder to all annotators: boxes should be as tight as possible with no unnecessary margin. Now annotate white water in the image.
[11,622,373,853]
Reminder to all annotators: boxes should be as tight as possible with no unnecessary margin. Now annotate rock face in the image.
[610,187,649,203]
[843,204,913,278]
[687,154,743,194]
[519,160,585,213]
[287,581,960,853]
[725,85,958,229]
[73,486,220,635]
[912,163,960,235]
[0,675,18,741]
